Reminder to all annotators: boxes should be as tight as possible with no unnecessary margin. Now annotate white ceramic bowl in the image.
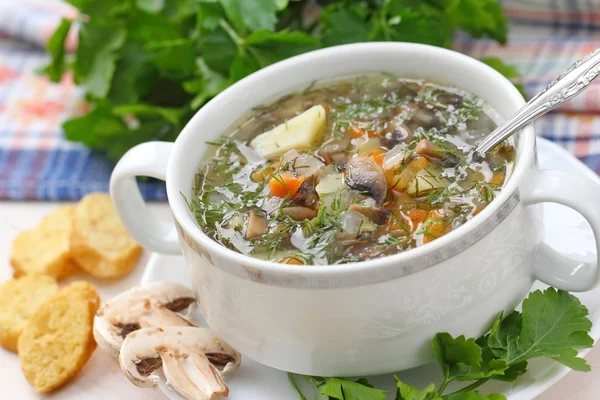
[110,43,600,376]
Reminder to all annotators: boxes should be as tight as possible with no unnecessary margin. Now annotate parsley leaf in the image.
[433,333,508,384]
[320,377,388,400]
[320,4,371,47]
[488,288,593,371]
[219,0,278,32]
[74,23,126,98]
[446,0,507,44]
[395,379,439,400]
[43,18,72,82]
[433,333,483,373]
[183,58,230,109]
[443,393,506,400]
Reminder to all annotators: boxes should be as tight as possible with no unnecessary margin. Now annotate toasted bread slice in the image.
[71,193,142,279]
[0,275,58,353]
[10,205,78,281]
[18,281,100,393]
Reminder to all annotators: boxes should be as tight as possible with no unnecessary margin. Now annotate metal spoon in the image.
[476,47,600,156]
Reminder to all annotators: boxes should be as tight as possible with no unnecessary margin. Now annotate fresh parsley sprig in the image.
[289,288,594,400]
[44,0,519,162]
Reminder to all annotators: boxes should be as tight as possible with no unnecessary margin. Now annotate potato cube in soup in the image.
[250,105,326,159]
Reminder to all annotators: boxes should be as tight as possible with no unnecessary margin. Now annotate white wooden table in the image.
[1,202,598,399]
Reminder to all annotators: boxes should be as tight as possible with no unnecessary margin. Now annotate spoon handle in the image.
[476,47,600,156]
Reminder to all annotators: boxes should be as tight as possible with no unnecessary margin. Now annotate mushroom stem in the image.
[119,327,241,400]
[163,353,228,400]
[138,308,195,329]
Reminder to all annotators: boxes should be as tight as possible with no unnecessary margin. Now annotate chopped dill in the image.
[189,74,513,265]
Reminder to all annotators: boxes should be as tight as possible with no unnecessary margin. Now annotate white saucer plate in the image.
[142,137,600,400]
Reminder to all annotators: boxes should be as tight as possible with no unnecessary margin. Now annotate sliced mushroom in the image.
[382,121,413,148]
[441,153,460,167]
[282,206,318,221]
[119,326,241,400]
[411,106,439,129]
[415,139,443,159]
[342,239,397,261]
[320,136,351,155]
[290,177,319,208]
[348,204,391,225]
[435,91,462,106]
[93,282,196,358]
[329,152,349,169]
[345,156,388,205]
[245,210,268,239]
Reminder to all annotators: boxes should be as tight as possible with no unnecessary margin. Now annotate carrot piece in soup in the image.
[407,208,428,231]
[422,209,449,243]
[279,257,304,265]
[269,172,305,198]
[362,148,387,166]
[489,171,506,188]
[349,125,377,138]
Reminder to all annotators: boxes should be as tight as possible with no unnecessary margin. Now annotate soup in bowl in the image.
[192,75,515,265]
[110,43,600,376]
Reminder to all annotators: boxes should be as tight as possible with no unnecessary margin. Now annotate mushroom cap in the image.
[345,156,388,205]
[93,282,197,358]
[119,327,241,400]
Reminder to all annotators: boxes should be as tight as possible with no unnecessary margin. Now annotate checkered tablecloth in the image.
[0,0,598,200]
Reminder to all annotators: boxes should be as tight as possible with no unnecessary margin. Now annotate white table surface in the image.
[1,202,599,399]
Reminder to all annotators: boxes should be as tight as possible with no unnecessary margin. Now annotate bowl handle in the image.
[110,141,181,255]
[522,169,600,292]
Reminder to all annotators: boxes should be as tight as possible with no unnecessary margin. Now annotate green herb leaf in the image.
[447,0,508,44]
[184,58,230,109]
[136,0,164,13]
[488,288,593,371]
[287,373,307,400]
[107,40,156,105]
[113,104,184,125]
[62,106,127,148]
[443,392,506,400]
[320,377,387,400]
[197,27,238,75]
[128,10,182,41]
[433,333,483,373]
[245,29,318,45]
[147,37,197,77]
[43,18,72,82]
[230,52,261,82]
[74,23,126,98]
[395,378,439,400]
[373,2,451,47]
[445,337,509,382]
[219,0,278,32]
[245,30,319,68]
[64,0,130,19]
[197,1,225,31]
[320,4,371,47]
